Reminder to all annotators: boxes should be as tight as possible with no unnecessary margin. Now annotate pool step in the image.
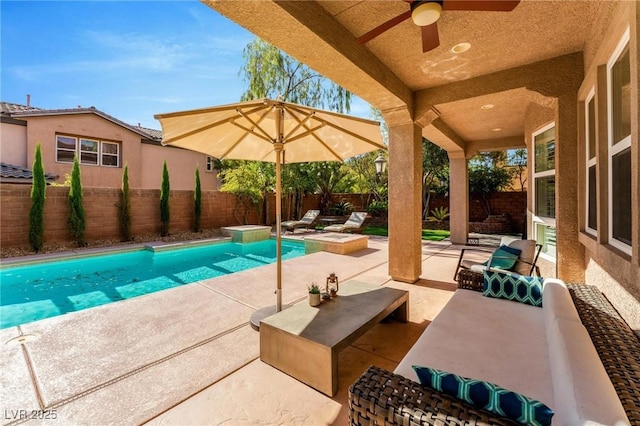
[145,237,230,252]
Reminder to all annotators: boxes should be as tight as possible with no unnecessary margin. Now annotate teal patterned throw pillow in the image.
[483,270,543,307]
[412,366,554,426]
[482,245,521,270]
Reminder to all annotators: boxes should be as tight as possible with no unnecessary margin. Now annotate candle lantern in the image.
[326,273,339,297]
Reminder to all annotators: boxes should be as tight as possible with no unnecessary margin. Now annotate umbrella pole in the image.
[275,144,283,312]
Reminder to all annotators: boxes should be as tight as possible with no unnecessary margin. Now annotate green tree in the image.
[281,162,316,221]
[240,38,351,112]
[67,156,86,246]
[218,161,268,224]
[118,165,132,241]
[160,161,170,236]
[422,138,450,219]
[468,152,514,216]
[233,38,356,221]
[194,167,202,232]
[312,162,351,215]
[507,148,528,191]
[29,144,46,252]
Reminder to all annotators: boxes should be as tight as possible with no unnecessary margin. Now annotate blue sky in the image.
[1,1,371,129]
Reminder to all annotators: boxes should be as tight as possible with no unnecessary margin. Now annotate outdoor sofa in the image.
[349,270,640,425]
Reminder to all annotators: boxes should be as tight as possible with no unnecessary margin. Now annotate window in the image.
[80,138,99,165]
[585,89,597,235]
[607,28,631,253]
[55,134,120,167]
[533,123,556,260]
[56,135,77,163]
[101,142,120,167]
[206,155,214,172]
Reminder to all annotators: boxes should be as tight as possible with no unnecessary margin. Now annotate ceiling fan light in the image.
[411,1,442,27]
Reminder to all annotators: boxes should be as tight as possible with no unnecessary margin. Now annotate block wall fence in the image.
[0,184,526,248]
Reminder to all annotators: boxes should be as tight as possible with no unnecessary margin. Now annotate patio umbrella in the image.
[155,98,385,324]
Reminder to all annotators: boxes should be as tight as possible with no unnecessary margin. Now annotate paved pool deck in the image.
[0,233,486,425]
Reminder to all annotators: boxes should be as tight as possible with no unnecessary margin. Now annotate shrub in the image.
[118,165,132,241]
[29,144,46,252]
[429,206,450,222]
[67,156,86,246]
[160,161,170,236]
[331,201,353,216]
[367,200,388,217]
[194,167,202,232]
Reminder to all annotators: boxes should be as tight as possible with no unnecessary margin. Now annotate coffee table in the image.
[259,281,409,396]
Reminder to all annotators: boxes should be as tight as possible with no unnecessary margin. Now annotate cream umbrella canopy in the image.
[155,98,385,323]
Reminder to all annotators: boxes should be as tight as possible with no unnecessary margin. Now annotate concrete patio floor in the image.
[1,233,496,425]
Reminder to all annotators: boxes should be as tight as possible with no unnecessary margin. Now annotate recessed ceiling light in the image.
[451,42,471,53]
[481,104,494,110]
[491,127,502,132]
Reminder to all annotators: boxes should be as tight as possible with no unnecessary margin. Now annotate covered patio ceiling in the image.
[203,0,604,154]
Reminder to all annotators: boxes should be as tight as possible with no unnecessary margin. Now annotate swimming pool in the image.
[0,239,305,329]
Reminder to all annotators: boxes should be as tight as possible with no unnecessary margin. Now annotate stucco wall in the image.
[14,112,219,190]
[0,120,28,167]
[22,114,144,188]
[140,143,218,190]
[576,1,640,333]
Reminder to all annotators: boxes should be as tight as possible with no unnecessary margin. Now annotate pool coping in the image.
[0,237,235,268]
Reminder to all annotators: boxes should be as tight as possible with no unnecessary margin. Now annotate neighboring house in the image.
[0,101,219,190]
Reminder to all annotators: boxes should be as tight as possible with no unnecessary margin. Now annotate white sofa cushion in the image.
[546,317,629,425]
[542,279,581,323]
[394,289,553,407]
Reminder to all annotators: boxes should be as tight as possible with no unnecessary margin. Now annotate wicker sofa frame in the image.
[348,274,640,425]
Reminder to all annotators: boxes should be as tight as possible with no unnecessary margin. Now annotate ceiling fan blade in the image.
[442,0,520,12]
[421,23,440,52]
[356,10,412,45]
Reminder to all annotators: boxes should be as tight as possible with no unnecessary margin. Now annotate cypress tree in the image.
[67,156,86,246]
[194,167,202,232]
[118,165,132,241]
[160,161,170,236]
[29,144,46,252]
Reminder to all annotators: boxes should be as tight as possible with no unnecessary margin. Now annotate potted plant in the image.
[308,282,321,307]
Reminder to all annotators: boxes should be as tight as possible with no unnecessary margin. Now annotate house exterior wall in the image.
[0,120,28,167]
[575,1,640,332]
[12,112,219,190]
[140,143,218,191]
[22,114,144,188]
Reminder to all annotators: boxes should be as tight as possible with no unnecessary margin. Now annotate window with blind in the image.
[607,29,631,253]
[585,89,597,235]
[533,123,556,260]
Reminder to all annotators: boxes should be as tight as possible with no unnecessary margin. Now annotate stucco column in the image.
[556,93,584,282]
[448,151,469,244]
[388,121,423,283]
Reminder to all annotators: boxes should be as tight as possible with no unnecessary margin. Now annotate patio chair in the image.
[453,236,542,281]
[281,209,320,233]
[323,212,368,233]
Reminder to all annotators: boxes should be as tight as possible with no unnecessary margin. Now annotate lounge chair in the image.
[453,235,542,280]
[323,212,368,233]
[281,209,320,233]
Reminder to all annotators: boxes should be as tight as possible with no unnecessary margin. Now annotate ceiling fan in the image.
[356,0,521,53]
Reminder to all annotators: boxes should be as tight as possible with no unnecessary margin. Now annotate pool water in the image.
[0,239,305,329]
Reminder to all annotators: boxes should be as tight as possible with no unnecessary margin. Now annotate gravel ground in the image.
[0,229,225,259]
